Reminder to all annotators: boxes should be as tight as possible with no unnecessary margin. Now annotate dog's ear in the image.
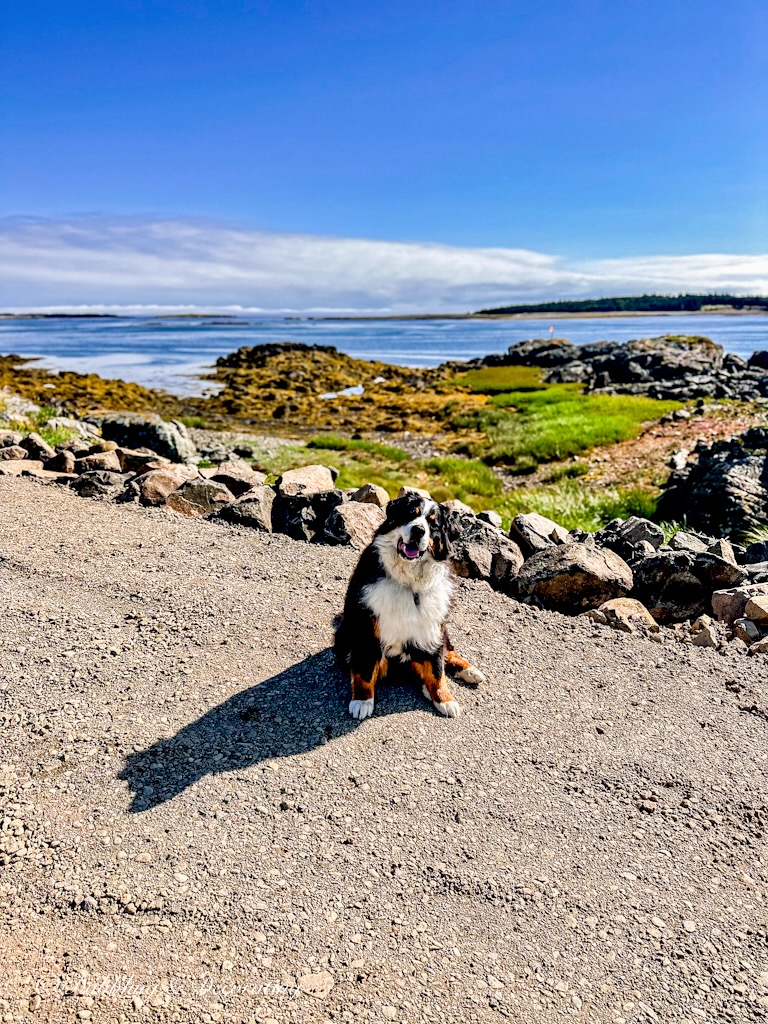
[430,503,452,561]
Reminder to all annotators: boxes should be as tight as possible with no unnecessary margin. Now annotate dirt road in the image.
[0,477,766,1023]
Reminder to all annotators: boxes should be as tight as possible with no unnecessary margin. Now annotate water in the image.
[1,313,766,395]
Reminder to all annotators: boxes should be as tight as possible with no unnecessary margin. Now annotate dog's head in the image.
[377,493,451,564]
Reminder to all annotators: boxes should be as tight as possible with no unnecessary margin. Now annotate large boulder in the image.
[166,479,235,517]
[97,414,197,464]
[588,597,658,633]
[512,543,633,612]
[70,471,129,499]
[74,450,123,474]
[276,465,335,498]
[129,465,198,506]
[351,483,390,508]
[593,517,664,566]
[509,512,569,557]
[711,583,768,625]
[19,432,56,461]
[448,512,524,593]
[213,486,276,532]
[324,503,386,549]
[201,462,267,497]
[0,445,27,461]
[631,551,707,624]
[656,428,768,537]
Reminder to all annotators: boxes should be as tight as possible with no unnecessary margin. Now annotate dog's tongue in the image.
[403,542,420,559]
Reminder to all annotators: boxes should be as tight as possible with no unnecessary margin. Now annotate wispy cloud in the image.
[0,216,766,313]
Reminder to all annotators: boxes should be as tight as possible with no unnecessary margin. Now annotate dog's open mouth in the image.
[397,539,424,560]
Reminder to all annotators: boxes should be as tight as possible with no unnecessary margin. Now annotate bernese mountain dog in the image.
[334,492,485,720]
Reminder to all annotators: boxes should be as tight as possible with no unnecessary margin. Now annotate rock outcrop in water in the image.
[475,334,768,402]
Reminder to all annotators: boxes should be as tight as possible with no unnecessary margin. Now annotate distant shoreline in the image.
[2,308,767,323]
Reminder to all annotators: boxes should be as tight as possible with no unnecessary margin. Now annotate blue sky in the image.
[1,0,766,310]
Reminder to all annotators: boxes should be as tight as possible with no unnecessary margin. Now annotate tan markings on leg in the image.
[410,660,454,705]
[351,658,386,702]
[445,649,472,673]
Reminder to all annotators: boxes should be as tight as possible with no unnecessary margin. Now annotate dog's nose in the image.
[410,524,425,542]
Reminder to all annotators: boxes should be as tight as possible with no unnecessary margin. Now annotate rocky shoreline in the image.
[2,401,768,658]
[475,333,768,403]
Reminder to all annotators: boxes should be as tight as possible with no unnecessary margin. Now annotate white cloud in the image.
[0,216,765,313]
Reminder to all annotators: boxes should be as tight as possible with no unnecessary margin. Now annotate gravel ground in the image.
[1,476,767,1024]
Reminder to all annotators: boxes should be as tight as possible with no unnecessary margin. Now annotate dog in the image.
[334,492,485,720]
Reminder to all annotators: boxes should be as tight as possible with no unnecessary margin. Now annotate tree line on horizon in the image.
[476,294,768,315]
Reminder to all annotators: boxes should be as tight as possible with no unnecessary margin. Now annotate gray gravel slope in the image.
[0,477,766,1024]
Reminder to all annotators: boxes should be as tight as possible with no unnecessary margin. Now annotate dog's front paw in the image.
[433,699,461,718]
[457,664,485,687]
[349,698,375,721]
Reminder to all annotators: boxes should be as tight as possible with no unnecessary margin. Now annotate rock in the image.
[0,430,23,447]
[477,510,503,529]
[350,483,390,508]
[592,597,658,633]
[452,542,493,581]
[272,495,317,541]
[512,543,633,612]
[749,637,768,654]
[324,503,385,549]
[298,971,334,999]
[276,464,335,498]
[744,540,768,564]
[201,462,267,497]
[74,450,123,474]
[0,445,28,461]
[98,413,197,463]
[115,447,165,473]
[19,432,56,461]
[133,466,198,507]
[166,479,235,517]
[733,617,762,644]
[708,538,737,565]
[509,512,569,557]
[692,552,747,590]
[669,530,709,554]
[631,551,707,624]
[70,471,129,499]
[691,615,721,648]
[594,516,664,565]
[213,486,276,532]
[45,449,76,474]
[505,337,576,366]
[448,512,524,592]
[744,595,768,624]
[442,498,475,515]
[45,416,99,439]
[711,583,768,624]
[397,485,432,500]
[85,439,119,454]
[657,427,768,537]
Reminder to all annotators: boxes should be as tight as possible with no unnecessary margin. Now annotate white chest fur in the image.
[361,566,453,657]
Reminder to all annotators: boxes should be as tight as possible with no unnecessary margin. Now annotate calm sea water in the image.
[1,313,766,395]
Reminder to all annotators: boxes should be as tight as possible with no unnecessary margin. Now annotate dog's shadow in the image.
[119,649,434,812]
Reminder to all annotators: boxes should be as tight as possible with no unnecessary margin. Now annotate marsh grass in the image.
[455,386,681,470]
[453,365,546,394]
[308,434,410,461]
[496,480,659,532]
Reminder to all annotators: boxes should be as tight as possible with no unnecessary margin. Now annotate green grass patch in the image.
[308,434,410,461]
[423,457,501,503]
[178,415,210,430]
[457,385,681,470]
[543,460,590,482]
[452,365,546,394]
[496,480,658,533]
